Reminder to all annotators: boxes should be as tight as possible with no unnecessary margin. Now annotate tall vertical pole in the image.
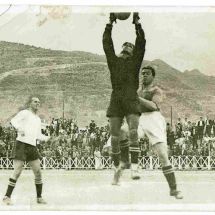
[62,90,65,121]
[171,106,173,127]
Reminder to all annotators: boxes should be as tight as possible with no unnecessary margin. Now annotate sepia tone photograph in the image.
[0,1,215,212]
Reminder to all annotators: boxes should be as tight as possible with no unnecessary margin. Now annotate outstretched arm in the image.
[133,13,146,64]
[102,13,117,65]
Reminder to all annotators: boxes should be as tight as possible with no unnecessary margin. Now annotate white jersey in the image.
[11,109,49,146]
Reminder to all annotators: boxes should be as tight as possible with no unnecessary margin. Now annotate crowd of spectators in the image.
[167,117,215,157]
[39,118,110,160]
[0,118,111,160]
[139,117,215,157]
[0,116,215,160]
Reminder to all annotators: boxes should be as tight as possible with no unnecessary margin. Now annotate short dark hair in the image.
[122,42,134,49]
[142,66,156,77]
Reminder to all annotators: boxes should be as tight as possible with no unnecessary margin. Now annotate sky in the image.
[0,5,215,76]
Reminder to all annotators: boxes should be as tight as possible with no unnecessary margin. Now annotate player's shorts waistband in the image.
[111,90,138,98]
[141,111,160,115]
[16,140,35,147]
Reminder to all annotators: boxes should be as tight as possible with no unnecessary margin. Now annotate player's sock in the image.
[5,178,16,197]
[162,165,177,191]
[111,136,121,167]
[120,139,129,164]
[35,179,43,198]
[128,127,140,165]
[130,144,140,164]
[130,142,140,179]
[112,151,121,167]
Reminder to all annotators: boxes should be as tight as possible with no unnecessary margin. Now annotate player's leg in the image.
[109,117,123,185]
[106,96,125,184]
[152,142,183,199]
[126,114,140,180]
[120,139,130,168]
[143,111,183,199]
[119,123,130,168]
[29,159,46,204]
[3,160,24,205]
[110,117,123,166]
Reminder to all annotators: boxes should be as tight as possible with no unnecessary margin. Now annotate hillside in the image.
[0,41,214,126]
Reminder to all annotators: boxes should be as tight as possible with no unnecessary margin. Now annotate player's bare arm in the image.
[138,86,164,112]
[139,96,158,111]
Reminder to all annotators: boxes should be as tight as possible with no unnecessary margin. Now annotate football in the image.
[114,12,131,20]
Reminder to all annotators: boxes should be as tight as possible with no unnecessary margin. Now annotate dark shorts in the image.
[106,95,141,118]
[11,141,40,162]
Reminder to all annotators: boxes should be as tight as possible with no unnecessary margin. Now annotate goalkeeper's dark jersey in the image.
[102,23,146,98]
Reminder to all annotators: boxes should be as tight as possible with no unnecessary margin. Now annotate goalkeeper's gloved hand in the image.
[132,12,140,24]
[109,13,117,24]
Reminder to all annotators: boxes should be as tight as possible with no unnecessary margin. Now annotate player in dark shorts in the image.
[111,66,183,199]
[103,12,146,184]
[2,97,51,205]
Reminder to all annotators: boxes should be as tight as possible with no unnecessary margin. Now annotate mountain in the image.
[0,41,214,126]
[184,69,203,76]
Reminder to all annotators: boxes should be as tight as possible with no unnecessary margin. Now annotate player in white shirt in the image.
[3,97,50,205]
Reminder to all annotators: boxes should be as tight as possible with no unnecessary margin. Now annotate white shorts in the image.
[138,111,167,146]
[106,111,167,147]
